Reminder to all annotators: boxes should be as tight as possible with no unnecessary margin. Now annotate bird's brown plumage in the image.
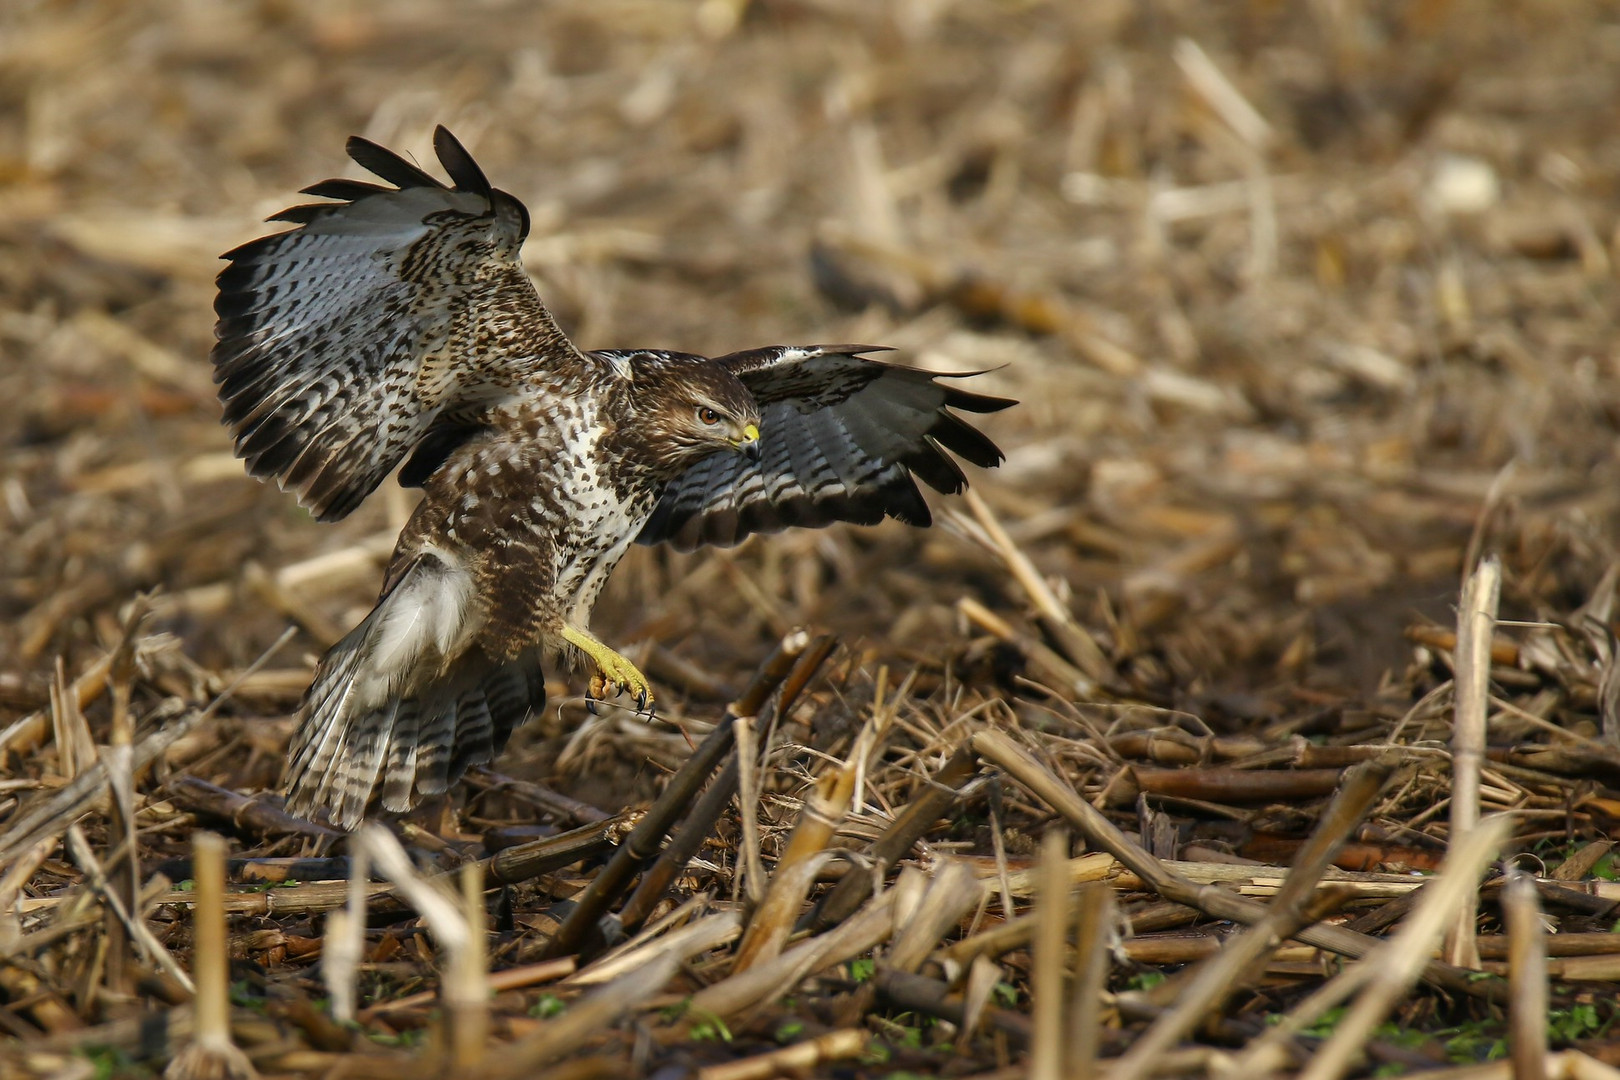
[213,127,1013,829]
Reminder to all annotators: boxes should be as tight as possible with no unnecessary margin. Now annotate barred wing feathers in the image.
[213,126,582,521]
[637,345,1013,551]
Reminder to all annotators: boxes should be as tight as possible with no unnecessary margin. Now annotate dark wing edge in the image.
[637,345,1015,551]
[212,127,536,521]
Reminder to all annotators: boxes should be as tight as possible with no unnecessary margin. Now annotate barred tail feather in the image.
[284,652,544,830]
[281,552,543,829]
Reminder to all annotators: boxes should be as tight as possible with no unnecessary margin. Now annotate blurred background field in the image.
[5,0,1620,702]
[6,0,1620,1075]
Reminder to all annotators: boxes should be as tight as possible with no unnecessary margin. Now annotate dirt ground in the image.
[5,1,1620,1077]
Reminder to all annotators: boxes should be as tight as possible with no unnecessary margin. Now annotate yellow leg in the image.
[561,626,654,712]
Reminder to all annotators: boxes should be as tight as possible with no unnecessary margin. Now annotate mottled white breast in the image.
[543,396,656,626]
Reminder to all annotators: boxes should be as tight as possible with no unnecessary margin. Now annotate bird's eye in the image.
[697,407,720,425]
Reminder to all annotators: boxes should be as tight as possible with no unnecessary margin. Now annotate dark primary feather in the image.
[344,133,446,190]
[636,345,1014,551]
[212,125,575,521]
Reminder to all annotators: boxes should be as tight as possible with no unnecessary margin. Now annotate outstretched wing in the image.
[213,126,585,521]
[636,345,1013,551]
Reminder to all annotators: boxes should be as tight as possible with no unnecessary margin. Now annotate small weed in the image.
[1437,1020,1506,1063]
[687,1009,732,1043]
[368,1027,428,1049]
[882,1015,925,1050]
[76,1047,150,1080]
[1373,1022,1431,1051]
[228,978,268,1012]
[1549,1003,1612,1043]
[529,993,566,1019]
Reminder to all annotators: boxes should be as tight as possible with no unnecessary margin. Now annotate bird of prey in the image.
[213,126,1013,829]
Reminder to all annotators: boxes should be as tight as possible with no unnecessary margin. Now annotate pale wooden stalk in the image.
[1503,870,1548,1080]
[0,627,295,866]
[959,955,1004,1042]
[567,911,741,987]
[1067,883,1115,1079]
[191,834,230,1038]
[101,608,145,996]
[324,841,368,1023]
[733,714,864,973]
[164,832,256,1079]
[1556,1050,1620,1080]
[1030,828,1070,1080]
[971,729,1503,1003]
[546,632,821,961]
[1114,760,1394,1080]
[963,489,1112,687]
[957,595,1090,696]
[355,824,469,945]
[986,776,1018,923]
[65,826,193,992]
[1447,555,1499,969]
[346,826,501,1070]
[49,658,96,780]
[447,862,490,1072]
[886,860,982,974]
[100,741,136,995]
[733,711,766,905]
[0,838,55,950]
[833,862,983,1029]
[809,743,978,931]
[1224,817,1512,1077]
[363,957,574,1018]
[0,650,116,762]
[1172,38,1274,151]
[688,890,897,1023]
[1297,816,1513,1080]
[483,954,680,1079]
[731,854,831,974]
[695,1028,867,1080]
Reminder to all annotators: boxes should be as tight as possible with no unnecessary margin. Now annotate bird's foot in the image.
[564,626,655,717]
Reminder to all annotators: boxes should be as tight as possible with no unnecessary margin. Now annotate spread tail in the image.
[281,555,544,829]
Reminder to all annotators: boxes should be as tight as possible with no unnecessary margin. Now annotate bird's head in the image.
[629,353,763,473]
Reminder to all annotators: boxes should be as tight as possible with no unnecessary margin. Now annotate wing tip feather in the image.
[433,125,494,196]
[345,134,444,190]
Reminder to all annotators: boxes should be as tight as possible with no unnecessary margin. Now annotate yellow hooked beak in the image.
[731,422,762,461]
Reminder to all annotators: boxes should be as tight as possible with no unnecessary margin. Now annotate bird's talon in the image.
[563,627,655,716]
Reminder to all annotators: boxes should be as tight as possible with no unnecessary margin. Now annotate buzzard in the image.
[214,127,1013,829]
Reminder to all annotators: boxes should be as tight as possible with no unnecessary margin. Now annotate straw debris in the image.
[7,2,1620,1076]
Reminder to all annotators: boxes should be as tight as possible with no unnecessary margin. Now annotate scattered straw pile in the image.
[5,1,1620,1077]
